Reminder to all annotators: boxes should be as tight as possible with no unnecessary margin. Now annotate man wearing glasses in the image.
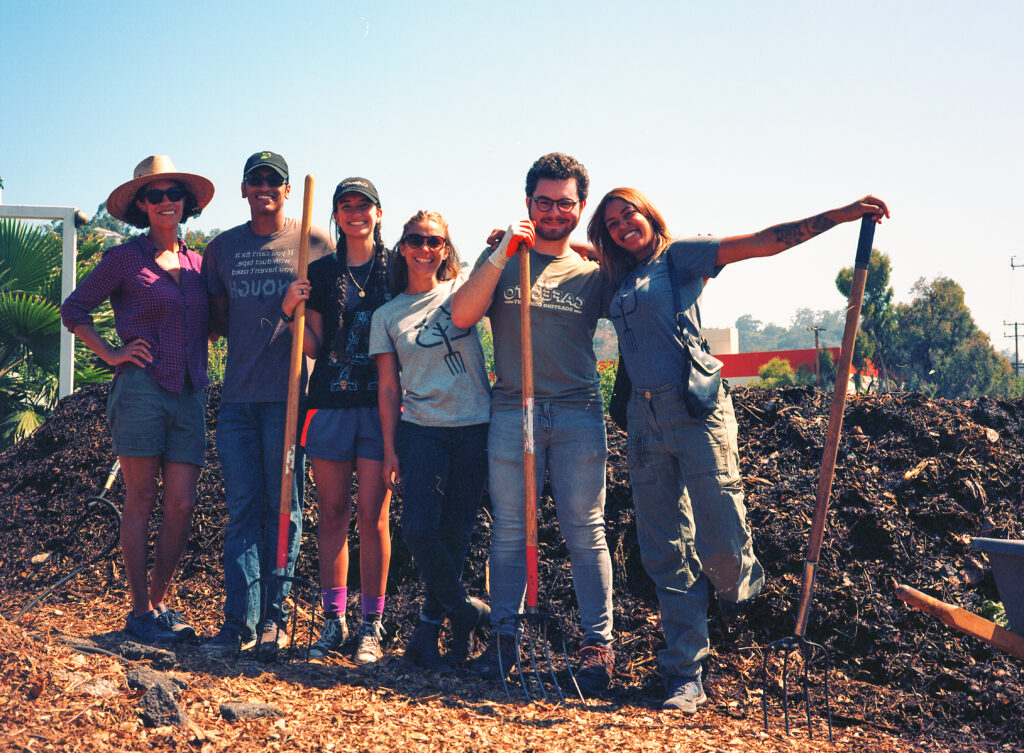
[200,152,332,660]
[451,152,615,694]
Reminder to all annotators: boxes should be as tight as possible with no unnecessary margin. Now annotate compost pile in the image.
[0,384,1022,750]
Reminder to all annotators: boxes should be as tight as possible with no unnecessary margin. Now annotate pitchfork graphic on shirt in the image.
[414,304,472,375]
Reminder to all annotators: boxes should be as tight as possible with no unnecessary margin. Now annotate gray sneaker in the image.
[308,615,349,659]
[255,619,290,663]
[662,675,707,713]
[155,605,196,642]
[354,619,384,665]
[124,609,179,645]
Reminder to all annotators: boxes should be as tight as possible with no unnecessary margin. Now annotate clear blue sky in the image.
[3,1,1022,353]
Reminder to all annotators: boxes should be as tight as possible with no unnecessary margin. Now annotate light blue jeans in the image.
[487,404,613,646]
[626,382,764,680]
[216,401,304,641]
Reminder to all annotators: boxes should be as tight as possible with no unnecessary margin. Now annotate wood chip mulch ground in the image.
[1,384,1022,752]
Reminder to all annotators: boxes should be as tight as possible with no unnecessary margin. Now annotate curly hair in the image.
[122,181,201,229]
[587,187,673,285]
[390,210,461,293]
[525,152,589,202]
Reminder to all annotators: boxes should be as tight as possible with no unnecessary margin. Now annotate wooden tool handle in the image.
[276,174,315,571]
[897,584,1024,661]
[519,248,539,612]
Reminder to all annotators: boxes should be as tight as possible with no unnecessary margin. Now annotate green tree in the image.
[748,356,796,389]
[0,220,114,447]
[836,248,898,391]
[893,277,1022,398]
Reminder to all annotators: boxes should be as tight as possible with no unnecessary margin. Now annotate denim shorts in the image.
[300,406,384,462]
[105,365,207,466]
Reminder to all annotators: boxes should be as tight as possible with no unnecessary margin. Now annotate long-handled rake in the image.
[252,174,321,662]
[18,460,122,623]
[501,244,584,704]
[762,217,876,740]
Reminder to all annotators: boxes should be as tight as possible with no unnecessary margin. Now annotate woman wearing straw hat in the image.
[61,155,214,645]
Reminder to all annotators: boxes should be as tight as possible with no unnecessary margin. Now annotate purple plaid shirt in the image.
[61,234,209,393]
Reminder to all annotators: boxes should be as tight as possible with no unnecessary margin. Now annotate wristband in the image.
[280,309,294,323]
[486,246,511,270]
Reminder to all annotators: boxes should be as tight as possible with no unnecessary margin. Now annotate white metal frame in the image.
[0,204,79,398]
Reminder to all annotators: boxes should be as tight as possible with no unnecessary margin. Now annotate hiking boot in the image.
[448,597,490,664]
[308,614,349,659]
[198,625,246,657]
[466,633,519,682]
[155,605,197,642]
[662,675,707,713]
[404,620,444,670]
[124,609,179,645]
[255,619,290,663]
[354,619,385,665]
[575,640,615,695]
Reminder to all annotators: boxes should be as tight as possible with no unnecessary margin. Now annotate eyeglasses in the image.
[143,187,186,204]
[245,172,286,188]
[402,234,446,250]
[531,196,579,213]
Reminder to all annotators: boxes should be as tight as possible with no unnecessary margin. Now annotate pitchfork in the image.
[18,460,122,623]
[502,242,585,704]
[252,174,321,661]
[762,217,876,740]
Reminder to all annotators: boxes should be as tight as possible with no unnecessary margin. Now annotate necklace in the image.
[346,253,375,298]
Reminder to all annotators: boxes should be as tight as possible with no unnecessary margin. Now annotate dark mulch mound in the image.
[1,383,1022,750]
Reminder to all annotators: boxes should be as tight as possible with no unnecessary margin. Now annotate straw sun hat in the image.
[106,155,215,223]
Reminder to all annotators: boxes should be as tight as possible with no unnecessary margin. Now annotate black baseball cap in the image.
[243,151,289,181]
[332,177,380,207]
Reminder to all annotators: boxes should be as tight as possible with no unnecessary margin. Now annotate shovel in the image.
[498,244,584,703]
[253,174,320,661]
[762,216,876,740]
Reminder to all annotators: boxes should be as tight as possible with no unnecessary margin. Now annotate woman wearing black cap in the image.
[282,177,393,664]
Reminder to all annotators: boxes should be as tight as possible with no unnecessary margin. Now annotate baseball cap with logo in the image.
[332,177,380,208]
[243,151,289,182]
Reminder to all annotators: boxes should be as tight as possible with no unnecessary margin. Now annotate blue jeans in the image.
[626,383,763,679]
[488,404,613,645]
[396,421,489,621]
[216,401,304,640]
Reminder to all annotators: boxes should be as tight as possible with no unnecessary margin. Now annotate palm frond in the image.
[0,219,61,294]
[0,291,62,368]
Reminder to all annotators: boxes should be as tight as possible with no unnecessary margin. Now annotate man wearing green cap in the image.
[200,151,332,660]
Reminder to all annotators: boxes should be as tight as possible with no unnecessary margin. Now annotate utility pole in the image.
[1006,322,1024,377]
[808,326,824,386]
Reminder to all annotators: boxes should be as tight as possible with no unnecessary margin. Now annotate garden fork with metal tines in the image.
[505,245,584,705]
[762,217,877,741]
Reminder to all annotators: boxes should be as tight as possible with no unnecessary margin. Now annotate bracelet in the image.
[280,309,294,323]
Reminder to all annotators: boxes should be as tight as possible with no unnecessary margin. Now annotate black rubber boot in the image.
[449,596,491,664]
[405,620,444,670]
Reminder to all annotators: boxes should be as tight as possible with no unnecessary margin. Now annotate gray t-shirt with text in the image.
[479,248,613,411]
[203,218,333,402]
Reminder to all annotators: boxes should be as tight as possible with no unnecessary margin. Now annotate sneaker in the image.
[575,641,615,695]
[354,619,385,665]
[404,620,444,670]
[124,609,179,645]
[449,597,490,664]
[308,615,349,659]
[466,633,519,682]
[662,675,707,713]
[198,625,245,657]
[155,605,197,642]
[255,619,290,663]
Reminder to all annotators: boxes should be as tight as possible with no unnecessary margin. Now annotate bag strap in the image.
[664,246,712,354]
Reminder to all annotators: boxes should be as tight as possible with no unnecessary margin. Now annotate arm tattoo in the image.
[771,213,837,248]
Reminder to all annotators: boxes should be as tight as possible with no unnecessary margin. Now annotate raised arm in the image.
[375,351,402,492]
[450,221,535,329]
[716,195,889,267]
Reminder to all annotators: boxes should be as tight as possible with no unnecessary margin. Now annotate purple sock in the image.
[322,587,347,616]
[361,594,385,620]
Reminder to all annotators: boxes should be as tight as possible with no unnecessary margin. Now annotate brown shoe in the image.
[575,641,614,695]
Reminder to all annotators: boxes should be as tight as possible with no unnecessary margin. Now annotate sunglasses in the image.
[531,196,579,213]
[143,187,186,204]
[402,234,446,250]
[245,172,286,188]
